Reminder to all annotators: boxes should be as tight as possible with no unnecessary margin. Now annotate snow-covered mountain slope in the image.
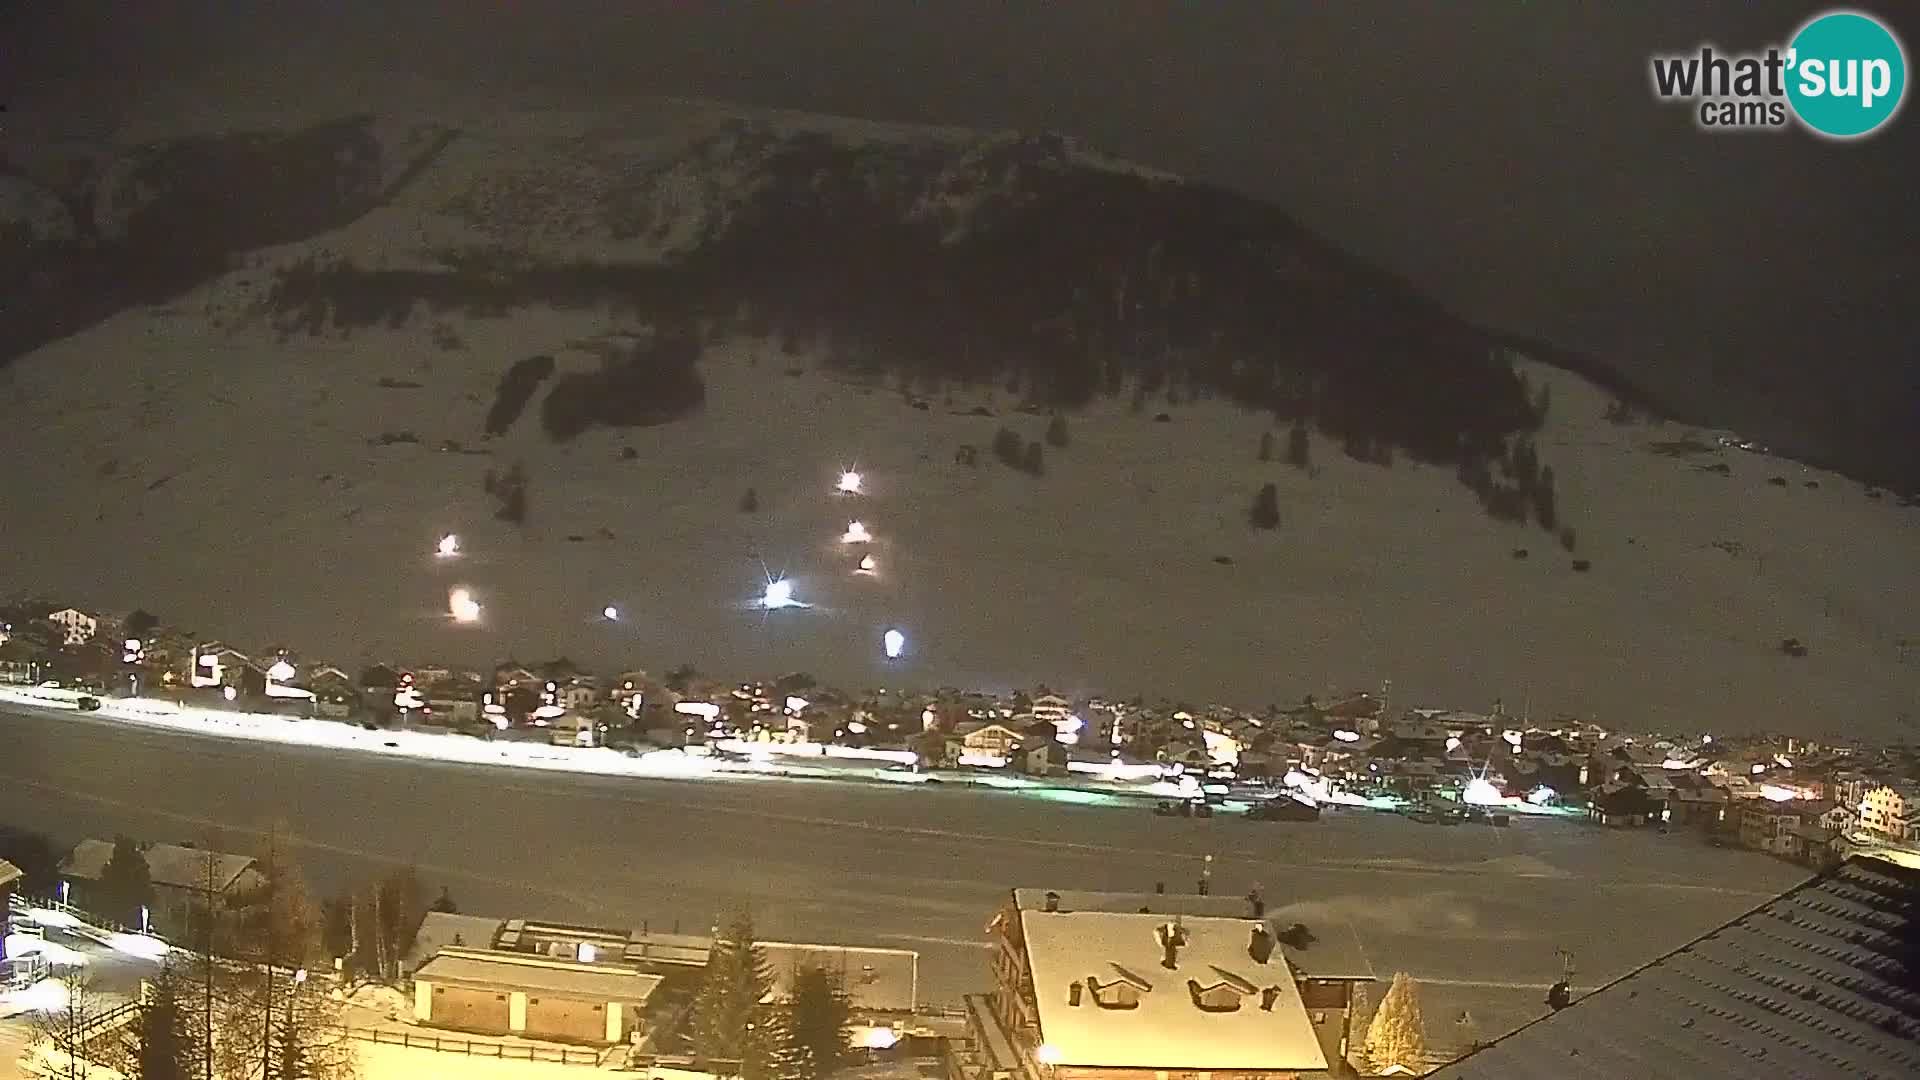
[1,102,1915,737]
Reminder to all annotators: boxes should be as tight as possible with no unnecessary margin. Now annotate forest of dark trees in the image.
[258,129,1551,487]
[5,115,1914,493]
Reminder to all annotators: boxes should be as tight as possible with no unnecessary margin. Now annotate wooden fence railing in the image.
[337,1025,603,1066]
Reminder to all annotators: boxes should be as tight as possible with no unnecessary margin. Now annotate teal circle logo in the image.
[1786,11,1907,138]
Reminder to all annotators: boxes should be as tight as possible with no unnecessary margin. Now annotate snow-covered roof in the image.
[62,838,257,893]
[1016,909,1327,1071]
[1429,854,1920,1079]
[407,914,916,1011]
[1010,889,1373,980]
[763,941,918,1013]
[414,946,662,1003]
[0,858,22,890]
[406,911,506,970]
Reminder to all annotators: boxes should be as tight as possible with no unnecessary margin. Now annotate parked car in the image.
[1247,796,1321,822]
[76,696,102,711]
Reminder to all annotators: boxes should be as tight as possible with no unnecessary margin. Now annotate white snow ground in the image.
[1,99,1916,740]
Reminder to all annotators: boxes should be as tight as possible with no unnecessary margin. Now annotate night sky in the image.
[4,1,1916,470]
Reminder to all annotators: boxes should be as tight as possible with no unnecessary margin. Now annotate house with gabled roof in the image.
[60,838,262,934]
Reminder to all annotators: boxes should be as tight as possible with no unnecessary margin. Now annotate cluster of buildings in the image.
[7,601,1920,865]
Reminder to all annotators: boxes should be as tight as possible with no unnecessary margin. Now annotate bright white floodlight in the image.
[883,628,906,660]
[762,579,798,610]
[843,521,872,544]
[449,588,482,623]
[1463,777,1504,806]
[858,554,878,573]
[437,534,460,558]
[837,470,863,495]
[267,660,296,683]
[603,606,620,621]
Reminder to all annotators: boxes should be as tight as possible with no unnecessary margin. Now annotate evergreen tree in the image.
[748,1002,802,1080]
[992,428,1023,468]
[1364,972,1428,1074]
[1286,421,1310,468]
[124,609,161,639]
[1045,414,1069,449]
[1023,440,1045,476]
[740,487,759,513]
[127,964,200,1080]
[99,834,153,927]
[1534,465,1559,531]
[1258,430,1274,462]
[787,966,853,1079]
[693,910,776,1075]
[1250,483,1280,530]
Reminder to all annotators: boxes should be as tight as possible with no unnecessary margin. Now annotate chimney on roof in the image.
[1248,924,1275,965]
[1044,891,1061,913]
[1260,986,1280,1011]
[1278,922,1315,951]
[1157,921,1187,970]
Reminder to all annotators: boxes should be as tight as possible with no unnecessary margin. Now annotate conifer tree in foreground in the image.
[126,964,202,1080]
[786,966,853,1080]
[1364,971,1428,1074]
[693,910,775,1076]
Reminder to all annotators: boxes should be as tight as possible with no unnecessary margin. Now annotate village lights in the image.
[837,470,863,495]
[1463,777,1505,806]
[449,588,482,623]
[268,660,296,683]
[761,579,799,609]
[884,628,906,660]
[437,534,461,558]
[843,521,872,544]
[858,554,878,573]
[603,605,620,621]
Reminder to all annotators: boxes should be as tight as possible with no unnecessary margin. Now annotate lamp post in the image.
[277,968,308,1077]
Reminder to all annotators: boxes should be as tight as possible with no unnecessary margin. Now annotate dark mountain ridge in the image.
[2,113,1908,496]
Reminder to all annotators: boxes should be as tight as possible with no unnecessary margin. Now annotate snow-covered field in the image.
[4,309,1915,737]
[1,99,1915,740]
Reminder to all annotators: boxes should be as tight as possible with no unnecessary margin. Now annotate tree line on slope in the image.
[257,131,1544,473]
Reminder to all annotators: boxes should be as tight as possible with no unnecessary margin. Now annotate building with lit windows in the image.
[47,607,99,645]
[1858,782,1919,842]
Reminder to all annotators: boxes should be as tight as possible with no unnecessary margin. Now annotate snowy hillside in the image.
[0,100,1916,738]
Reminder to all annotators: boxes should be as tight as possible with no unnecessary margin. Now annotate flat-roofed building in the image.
[411,946,661,1045]
[404,912,920,1019]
